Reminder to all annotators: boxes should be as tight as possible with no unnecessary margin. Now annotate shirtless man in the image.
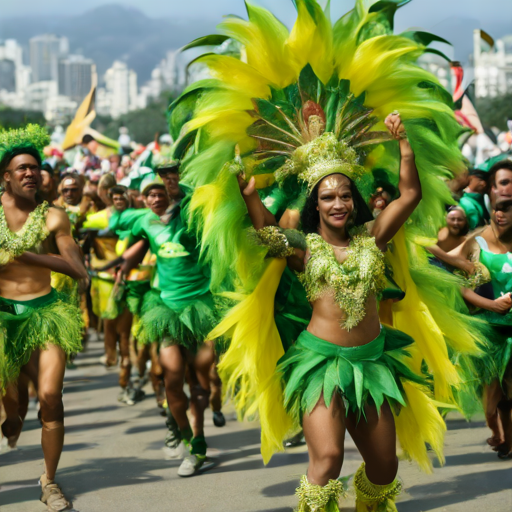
[0,126,88,511]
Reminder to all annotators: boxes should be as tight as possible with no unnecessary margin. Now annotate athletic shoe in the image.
[212,411,226,427]
[177,455,216,477]
[162,440,188,459]
[117,389,135,406]
[127,386,145,403]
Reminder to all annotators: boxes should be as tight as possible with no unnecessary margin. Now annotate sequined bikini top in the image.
[0,201,50,265]
[298,226,386,331]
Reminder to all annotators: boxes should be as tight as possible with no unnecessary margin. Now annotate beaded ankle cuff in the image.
[295,474,346,512]
[354,463,402,511]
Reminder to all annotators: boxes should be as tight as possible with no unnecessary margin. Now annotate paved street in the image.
[1,336,511,512]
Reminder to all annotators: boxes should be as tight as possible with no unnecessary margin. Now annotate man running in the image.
[0,125,87,511]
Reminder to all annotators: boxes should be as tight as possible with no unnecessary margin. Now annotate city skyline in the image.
[0,1,511,125]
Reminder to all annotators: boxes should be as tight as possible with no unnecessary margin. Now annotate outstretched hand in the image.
[384,112,406,141]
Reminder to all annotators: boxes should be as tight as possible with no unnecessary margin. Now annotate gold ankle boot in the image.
[354,463,402,512]
[295,474,346,512]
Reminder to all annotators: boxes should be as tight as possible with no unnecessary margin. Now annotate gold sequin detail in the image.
[252,226,295,258]
[299,227,386,331]
[354,463,402,504]
[454,261,491,290]
[275,133,365,192]
[295,475,346,512]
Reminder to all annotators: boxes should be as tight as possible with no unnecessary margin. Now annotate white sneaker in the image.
[162,441,188,460]
[117,389,135,405]
[177,455,216,477]
[0,436,16,454]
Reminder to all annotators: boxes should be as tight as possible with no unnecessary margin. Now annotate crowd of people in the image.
[0,2,511,512]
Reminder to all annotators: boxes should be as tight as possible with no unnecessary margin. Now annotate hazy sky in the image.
[2,0,511,29]
[2,0,511,65]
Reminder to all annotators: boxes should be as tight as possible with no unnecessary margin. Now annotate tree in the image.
[0,107,46,131]
[92,92,177,145]
[476,93,512,131]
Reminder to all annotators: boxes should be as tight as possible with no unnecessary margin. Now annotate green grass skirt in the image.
[277,325,426,420]
[0,288,83,392]
[137,289,218,351]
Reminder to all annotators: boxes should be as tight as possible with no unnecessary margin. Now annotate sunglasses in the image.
[62,187,80,193]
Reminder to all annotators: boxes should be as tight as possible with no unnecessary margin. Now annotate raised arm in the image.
[238,176,276,230]
[371,113,422,250]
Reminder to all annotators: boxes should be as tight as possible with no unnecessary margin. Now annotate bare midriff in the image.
[0,236,56,301]
[307,294,381,348]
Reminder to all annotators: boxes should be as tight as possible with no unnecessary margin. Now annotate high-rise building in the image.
[101,61,138,118]
[474,32,512,98]
[0,39,31,94]
[58,55,97,103]
[29,34,68,83]
[0,59,16,92]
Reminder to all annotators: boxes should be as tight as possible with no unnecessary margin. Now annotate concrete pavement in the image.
[0,336,511,512]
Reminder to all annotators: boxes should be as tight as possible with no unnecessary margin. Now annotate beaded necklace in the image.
[0,201,50,265]
[299,226,386,330]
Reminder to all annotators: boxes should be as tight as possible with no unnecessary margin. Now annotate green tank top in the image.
[476,237,512,297]
[476,236,512,326]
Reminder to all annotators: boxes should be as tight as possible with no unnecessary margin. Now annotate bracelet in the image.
[251,226,307,258]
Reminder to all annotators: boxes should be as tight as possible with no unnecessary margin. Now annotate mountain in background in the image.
[0,4,215,83]
[1,3,511,85]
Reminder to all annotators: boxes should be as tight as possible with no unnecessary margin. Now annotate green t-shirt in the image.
[109,208,149,241]
[129,190,211,309]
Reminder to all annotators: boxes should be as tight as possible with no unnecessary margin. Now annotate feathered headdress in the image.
[0,124,50,170]
[169,1,487,470]
[170,0,463,291]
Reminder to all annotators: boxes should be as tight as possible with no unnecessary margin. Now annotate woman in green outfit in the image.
[440,198,512,458]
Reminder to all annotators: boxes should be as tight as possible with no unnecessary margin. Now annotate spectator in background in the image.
[81,134,101,170]
[459,168,490,230]
[84,171,105,211]
[40,162,59,203]
[110,154,122,178]
[489,159,512,203]
[54,173,95,232]
[118,127,132,155]
[97,173,117,208]
[437,206,469,252]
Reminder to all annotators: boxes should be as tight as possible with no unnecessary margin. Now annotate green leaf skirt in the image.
[277,325,426,420]
[0,288,83,392]
[136,289,218,352]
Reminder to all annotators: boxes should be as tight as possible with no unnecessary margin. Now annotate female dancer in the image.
[232,113,429,510]
[434,198,512,458]
[169,1,483,508]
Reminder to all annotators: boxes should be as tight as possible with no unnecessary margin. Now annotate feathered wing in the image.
[171,0,477,469]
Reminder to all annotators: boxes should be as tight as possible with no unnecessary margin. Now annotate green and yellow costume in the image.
[0,125,83,391]
[0,202,82,391]
[169,1,488,509]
